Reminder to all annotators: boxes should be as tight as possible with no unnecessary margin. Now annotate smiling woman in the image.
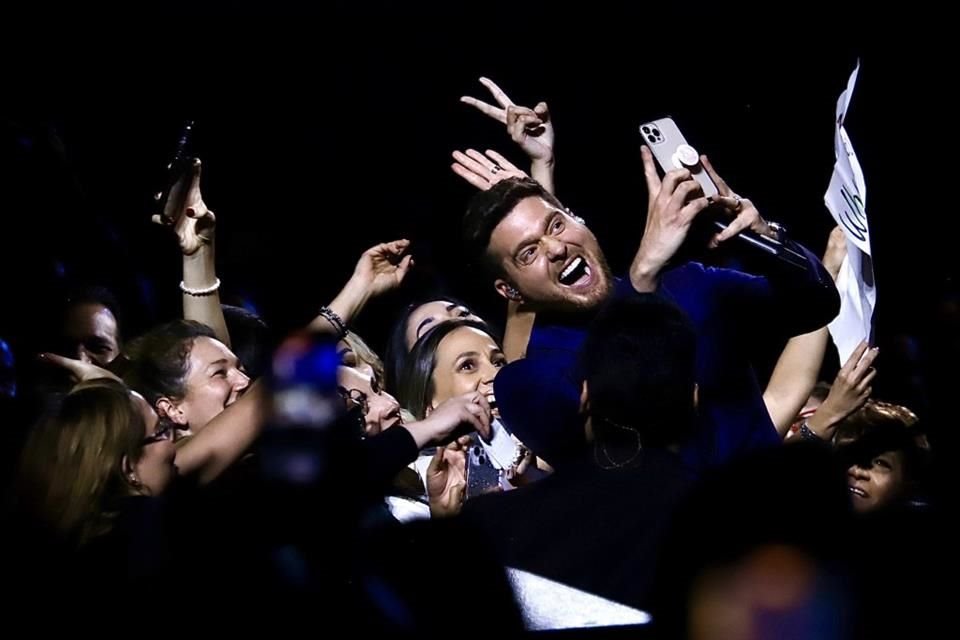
[383,297,488,394]
[397,319,505,421]
[122,319,266,485]
[13,378,176,547]
[124,320,250,437]
[833,400,930,514]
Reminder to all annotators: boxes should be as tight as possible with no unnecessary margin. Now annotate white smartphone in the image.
[640,117,718,198]
[641,117,810,269]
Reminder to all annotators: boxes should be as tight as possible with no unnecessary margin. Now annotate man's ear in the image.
[495,278,523,302]
[579,380,590,414]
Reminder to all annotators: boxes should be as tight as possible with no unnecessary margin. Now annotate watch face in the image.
[768,222,786,243]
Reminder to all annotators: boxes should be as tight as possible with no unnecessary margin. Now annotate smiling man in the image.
[462,152,839,470]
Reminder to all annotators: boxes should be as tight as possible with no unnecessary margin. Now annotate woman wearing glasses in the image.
[13,378,177,549]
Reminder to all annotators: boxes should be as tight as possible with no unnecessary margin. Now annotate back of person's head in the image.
[222,304,271,379]
[14,378,144,546]
[123,319,216,408]
[397,318,497,420]
[462,176,565,273]
[580,295,697,449]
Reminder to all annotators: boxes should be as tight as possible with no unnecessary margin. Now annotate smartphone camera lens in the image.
[651,128,661,137]
[647,135,656,143]
[642,126,650,134]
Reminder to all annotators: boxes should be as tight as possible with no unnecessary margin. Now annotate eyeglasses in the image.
[142,417,177,445]
[337,386,370,416]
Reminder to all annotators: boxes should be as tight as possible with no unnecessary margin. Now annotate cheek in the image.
[454,371,479,394]
[512,269,542,291]
[139,449,164,474]
[432,371,465,406]
[148,448,168,467]
[212,379,233,399]
[876,473,896,493]
[190,381,227,410]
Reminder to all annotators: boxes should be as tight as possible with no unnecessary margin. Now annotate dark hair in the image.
[834,400,929,489]
[123,319,217,407]
[397,319,500,420]
[222,304,272,379]
[64,285,122,319]
[62,284,124,342]
[383,296,484,393]
[462,177,565,273]
[579,295,697,449]
[833,400,920,444]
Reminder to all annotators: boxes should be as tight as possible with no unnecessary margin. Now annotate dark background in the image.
[2,4,953,431]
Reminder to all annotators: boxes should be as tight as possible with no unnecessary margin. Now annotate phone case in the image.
[640,117,718,198]
[466,440,502,499]
[640,117,811,271]
[153,120,196,222]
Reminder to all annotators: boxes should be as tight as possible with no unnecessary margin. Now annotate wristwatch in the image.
[765,220,788,244]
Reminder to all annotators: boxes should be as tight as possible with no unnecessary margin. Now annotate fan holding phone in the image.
[149,121,230,347]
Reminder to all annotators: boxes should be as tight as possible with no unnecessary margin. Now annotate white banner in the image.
[825,63,877,362]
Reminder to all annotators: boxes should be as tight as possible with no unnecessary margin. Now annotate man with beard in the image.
[461,149,839,469]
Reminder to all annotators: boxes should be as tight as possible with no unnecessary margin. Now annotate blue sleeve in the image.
[687,239,839,339]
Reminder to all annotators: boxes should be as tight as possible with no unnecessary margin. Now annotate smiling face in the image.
[487,196,613,313]
[170,337,250,432]
[847,450,907,513]
[428,326,506,412]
